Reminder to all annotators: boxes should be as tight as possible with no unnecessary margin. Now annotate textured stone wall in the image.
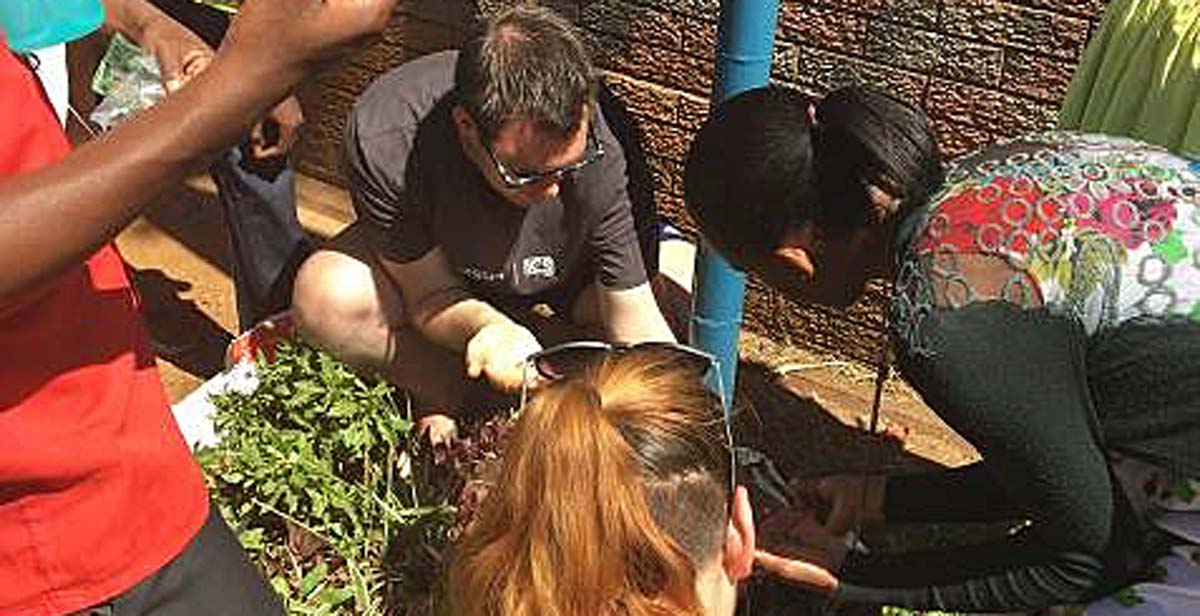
[295,0,1111,364]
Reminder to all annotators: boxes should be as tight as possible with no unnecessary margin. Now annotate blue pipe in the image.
[690,0,781,405]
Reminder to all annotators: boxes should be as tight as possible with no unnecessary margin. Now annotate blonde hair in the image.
[449,352,731,615]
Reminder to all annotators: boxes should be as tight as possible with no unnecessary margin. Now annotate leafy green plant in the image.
[197,341,455,615]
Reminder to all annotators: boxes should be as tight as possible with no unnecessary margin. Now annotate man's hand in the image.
[140,14,213,93]
[249,95,304,159]
[464,322,541,393]
[755,505,848,596]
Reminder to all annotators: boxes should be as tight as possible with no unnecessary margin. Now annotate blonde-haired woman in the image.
[448,346,757,616]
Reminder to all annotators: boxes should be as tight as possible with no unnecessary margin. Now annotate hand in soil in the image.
[417,413,459,453]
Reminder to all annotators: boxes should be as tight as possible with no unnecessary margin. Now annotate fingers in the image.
[324,0,399,37]
[248,131,285,159]
[250,142,284,159]
[489,359,529,393]
[417,414,458,448]
[247,112,301,160]
[465,352,484,379]
[246,120,267,157]
[275,118,300,154]
[266,97,304,156]
[523,371,550,392]
[789,475,873,535]
[754,550,839,595]
[181,51,212,80]
[163,52,211,93]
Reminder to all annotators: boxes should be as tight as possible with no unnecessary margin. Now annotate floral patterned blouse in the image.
[894,132,1200,351]
[889,132,1200,614]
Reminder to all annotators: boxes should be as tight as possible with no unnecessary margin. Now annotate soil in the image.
[115,174,348,402]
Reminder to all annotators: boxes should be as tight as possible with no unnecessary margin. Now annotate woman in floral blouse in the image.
[684,86,1200,614]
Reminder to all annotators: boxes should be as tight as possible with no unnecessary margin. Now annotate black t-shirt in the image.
[345,51,652,308]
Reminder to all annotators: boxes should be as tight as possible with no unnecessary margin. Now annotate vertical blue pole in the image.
[691,0,781,405]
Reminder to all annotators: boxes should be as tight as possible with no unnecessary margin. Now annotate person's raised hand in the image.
[222,0,397,80]
[137,9,214,92]
[464,322,542,394]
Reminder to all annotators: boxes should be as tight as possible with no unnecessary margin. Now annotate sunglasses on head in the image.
[519,341,736,496]
[479,119,605,189]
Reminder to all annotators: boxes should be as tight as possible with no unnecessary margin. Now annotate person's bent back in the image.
[448,352,755,616]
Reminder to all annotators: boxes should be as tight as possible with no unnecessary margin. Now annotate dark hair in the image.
[812,87,944,233]
[684,84,944,265]
[450,353,730,615]
[684,86,819,268]
[455,4,596,141]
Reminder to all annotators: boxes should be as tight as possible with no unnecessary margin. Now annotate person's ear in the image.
[773,245,815,279]
[451,105,479,144]
[865,183,903,223]
[773,225,817,280]
[722,485,756,581]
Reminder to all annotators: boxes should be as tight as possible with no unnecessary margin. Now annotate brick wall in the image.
[295,0,1111,364]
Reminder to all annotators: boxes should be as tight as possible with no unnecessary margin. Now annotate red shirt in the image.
[0,46,208,615]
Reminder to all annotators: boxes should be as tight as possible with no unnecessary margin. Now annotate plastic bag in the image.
[89,34,165,129]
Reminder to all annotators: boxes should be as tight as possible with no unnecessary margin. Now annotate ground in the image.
[116,173,348,401]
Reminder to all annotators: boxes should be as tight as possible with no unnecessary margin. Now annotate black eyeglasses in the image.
[519,341,735,496]
[480,122,605,189]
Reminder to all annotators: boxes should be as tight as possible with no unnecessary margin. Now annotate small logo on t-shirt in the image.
[461,266,506,283]
[522,255,557,279]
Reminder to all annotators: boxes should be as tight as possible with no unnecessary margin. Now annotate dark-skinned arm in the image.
[838,304,1146,610]
[0,0,395,303]
[759,303,1148,611]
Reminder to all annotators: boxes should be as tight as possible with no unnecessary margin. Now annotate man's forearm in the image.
[602,282,676,343]
[0,45,292,299]
[415,293,520,353]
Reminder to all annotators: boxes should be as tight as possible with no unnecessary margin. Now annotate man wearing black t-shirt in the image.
[292,5,682,438]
